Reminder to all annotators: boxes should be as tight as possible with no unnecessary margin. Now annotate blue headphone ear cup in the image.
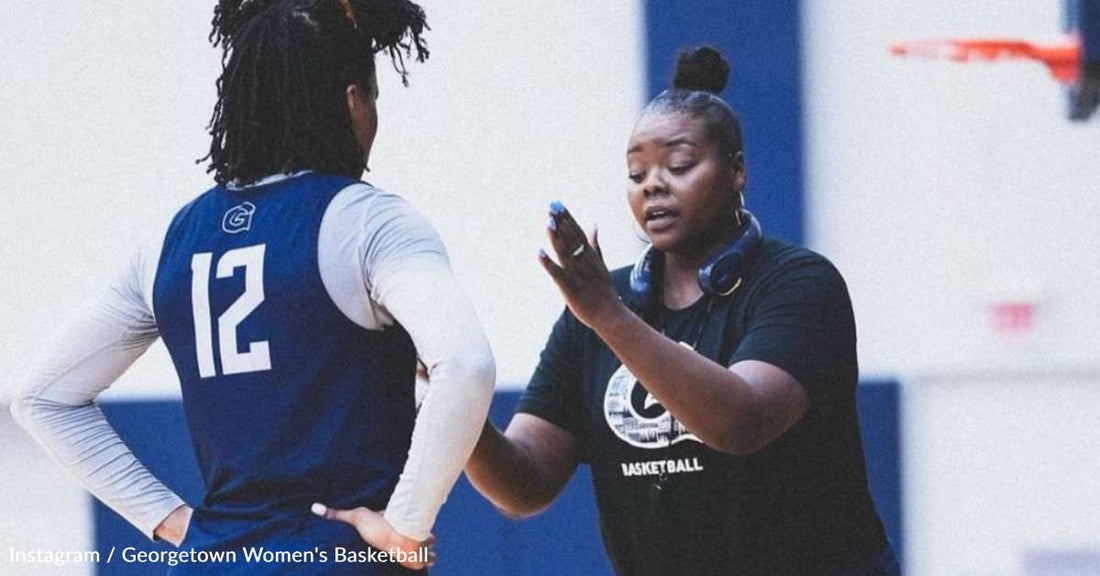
[699,251,746,295]
[628,244,655,311]
[698,210,762,296]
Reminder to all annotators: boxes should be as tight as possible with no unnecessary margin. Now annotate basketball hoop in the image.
[890,0,1099,119]
[889,37,1081,84]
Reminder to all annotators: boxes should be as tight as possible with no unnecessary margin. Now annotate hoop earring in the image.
[732,190,746,227]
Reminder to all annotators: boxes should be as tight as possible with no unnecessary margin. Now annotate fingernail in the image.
[538,248,548,259]
[550,200,565,215]
[310,503,327,517]
[548,217,557,231]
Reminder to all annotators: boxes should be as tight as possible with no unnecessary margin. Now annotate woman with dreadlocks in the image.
[12,0,494,573]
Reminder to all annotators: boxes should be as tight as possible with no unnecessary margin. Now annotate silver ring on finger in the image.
[571,244,586,257]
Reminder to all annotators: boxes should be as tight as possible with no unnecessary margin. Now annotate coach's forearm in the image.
[465,422,558,518]
[589,303,766,454]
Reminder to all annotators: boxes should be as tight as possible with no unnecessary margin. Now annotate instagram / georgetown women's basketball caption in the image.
[7,546,430,568]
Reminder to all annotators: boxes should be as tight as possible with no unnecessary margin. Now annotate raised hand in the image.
[538,201,624,329]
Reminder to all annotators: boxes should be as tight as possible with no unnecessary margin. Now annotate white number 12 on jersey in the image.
[190,244,271,378]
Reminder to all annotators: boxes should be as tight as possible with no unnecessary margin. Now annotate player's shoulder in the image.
[323,182,447,268]
[128,204,185,314]
[331,179,388,204]
[329,181,429,226]
[166,184,219,226]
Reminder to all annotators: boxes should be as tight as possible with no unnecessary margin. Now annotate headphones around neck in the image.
[627,209,762,314]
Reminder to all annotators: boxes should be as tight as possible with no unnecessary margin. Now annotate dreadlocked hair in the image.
[643,45,742,163]
[202,0,429,185]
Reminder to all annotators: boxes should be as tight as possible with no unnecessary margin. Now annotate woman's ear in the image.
[346,83,365,117]
[346,81,379,166]
[730,151,746,193]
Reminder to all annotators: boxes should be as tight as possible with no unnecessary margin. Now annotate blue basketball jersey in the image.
[153,173,419,574]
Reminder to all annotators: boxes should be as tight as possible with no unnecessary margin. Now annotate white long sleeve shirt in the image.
[12,174,494,542]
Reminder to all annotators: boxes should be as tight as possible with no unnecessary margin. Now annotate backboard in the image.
[1065,0,1099,119]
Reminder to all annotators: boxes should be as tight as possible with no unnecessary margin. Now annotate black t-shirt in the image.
[517,236,887,576]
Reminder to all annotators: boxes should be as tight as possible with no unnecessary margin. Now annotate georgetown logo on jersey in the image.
[222,202,256,234]
[603,345,702,449]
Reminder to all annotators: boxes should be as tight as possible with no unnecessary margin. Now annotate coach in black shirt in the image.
[466,46,899,576]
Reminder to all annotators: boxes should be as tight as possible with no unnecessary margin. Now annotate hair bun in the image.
[673,46,729,94]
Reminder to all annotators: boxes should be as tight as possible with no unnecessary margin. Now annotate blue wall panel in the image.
[643,0,804,245]
[858,381,905,567]
[95,384,898,575]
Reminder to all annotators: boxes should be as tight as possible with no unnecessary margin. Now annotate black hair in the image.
[201,0,429,185]
[642,46,743,163]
